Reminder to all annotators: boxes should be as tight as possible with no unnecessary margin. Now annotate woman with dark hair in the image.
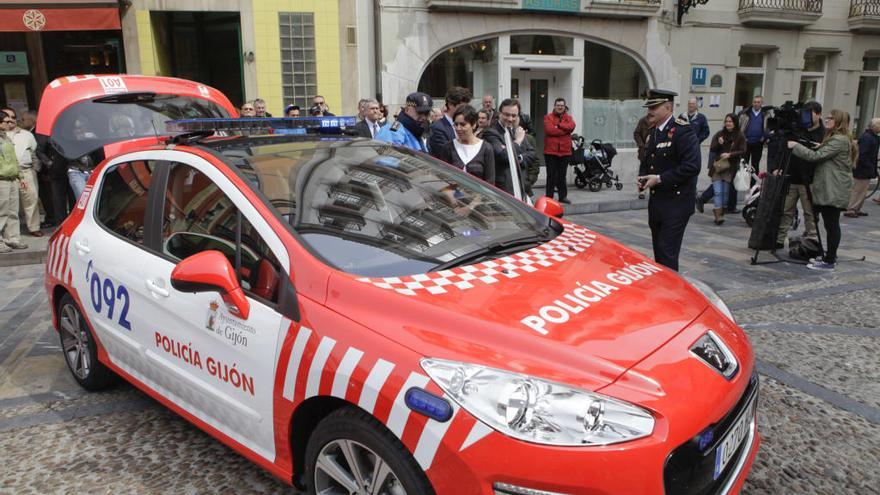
[787,109,857,270]
[437,105,495,184]
[707,113,746,224]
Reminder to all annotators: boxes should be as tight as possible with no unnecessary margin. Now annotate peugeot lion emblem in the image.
[690,331,738,379]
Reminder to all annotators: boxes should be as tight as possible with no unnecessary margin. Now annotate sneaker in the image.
[858,211,868,217]
[807,260,836,271]
[843,211,858,218]
[6,241,28,250]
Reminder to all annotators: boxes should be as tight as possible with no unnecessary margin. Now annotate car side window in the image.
[96,160,156,244]
[162,163,282,304]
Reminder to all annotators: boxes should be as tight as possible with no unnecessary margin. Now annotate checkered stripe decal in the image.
[356,224,597,296]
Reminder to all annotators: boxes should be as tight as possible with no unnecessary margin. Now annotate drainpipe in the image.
[373,0,382,103]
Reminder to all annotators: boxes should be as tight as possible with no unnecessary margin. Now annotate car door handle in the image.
[145,279,170,298]
[74,241,91,254]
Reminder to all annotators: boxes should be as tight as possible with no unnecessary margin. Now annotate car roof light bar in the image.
[165,116,357,135]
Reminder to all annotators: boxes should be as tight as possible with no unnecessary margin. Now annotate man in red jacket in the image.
[543,98,576,204]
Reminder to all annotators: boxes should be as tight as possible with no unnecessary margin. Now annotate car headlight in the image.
[685,277,735,323]
[420,358,654,446]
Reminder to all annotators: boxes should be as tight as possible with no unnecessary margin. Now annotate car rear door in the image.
[66,156,165,376]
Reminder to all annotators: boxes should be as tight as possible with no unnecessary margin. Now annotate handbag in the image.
[734,160,751,191]
[713,158,731,173]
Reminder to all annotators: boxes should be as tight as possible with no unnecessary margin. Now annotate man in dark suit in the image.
[428,86,471,159]
[354,98,383,139]
[483,98,536,197]
[638,89,701,271]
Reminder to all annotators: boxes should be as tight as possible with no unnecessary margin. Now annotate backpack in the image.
[788,236,822,261]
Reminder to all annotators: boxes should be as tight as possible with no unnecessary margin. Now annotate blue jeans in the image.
[68,169,91,200]
[713,180,729,209]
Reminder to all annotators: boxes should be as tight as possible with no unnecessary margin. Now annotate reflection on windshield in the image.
[51,95,229,160]
[218,141,552,277]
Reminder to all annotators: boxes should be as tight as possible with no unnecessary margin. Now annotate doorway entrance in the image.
[511,68,571,152]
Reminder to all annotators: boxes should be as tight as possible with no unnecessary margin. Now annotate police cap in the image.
[642,89,677,108]
[406,92,434,113]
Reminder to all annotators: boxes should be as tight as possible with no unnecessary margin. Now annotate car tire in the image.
[57,293,114,391]
[304,406,435,495]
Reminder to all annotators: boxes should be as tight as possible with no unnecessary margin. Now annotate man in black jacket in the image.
[353,98,383,139]
[774,101,823,248]
[428,87,471,159]
[483,98,536,196]
[847,118,880,216]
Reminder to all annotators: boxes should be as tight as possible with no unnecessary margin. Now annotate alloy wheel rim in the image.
[314,439,406,495]
[59,303,90,380]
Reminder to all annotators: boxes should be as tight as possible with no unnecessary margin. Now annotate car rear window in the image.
[51,94,229,159]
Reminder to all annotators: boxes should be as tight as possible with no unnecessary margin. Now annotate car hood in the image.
[326,222,710,391]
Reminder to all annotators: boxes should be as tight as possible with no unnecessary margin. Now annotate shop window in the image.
[280,12,318,109]
[799,51,826,104]
[738,51,763,68]
[510,35,573,56]
[734,49,765,112]
[581,41,648,148]
[856,54,880,133]
[864,56,880,71]
[418,38,498,103]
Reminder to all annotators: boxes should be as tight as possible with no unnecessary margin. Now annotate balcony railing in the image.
[738,0,823,27]
[849,0,880,33]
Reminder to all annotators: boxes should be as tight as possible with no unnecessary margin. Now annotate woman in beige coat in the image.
[788,109,857,270]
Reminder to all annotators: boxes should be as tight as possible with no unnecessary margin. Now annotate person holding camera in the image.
[787,109,857,271]
[707,113,746,225]
[774,101,824,249]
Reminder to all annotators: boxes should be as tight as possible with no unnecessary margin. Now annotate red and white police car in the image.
[40,75,759,495]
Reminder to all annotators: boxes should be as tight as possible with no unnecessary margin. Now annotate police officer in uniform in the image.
[375,92,433,152]
[637,89,701,271]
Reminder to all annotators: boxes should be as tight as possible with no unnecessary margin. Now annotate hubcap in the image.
[59,303,90,380]
[314,439,407,495]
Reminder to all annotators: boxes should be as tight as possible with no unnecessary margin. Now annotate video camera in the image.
[763,101,814,142]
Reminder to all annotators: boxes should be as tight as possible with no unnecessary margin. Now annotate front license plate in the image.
[713,393,757,480]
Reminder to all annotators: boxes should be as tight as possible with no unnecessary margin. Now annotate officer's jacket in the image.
[375,121,427,153]
[639,116,701,196]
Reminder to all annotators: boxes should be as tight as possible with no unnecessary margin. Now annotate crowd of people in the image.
[634,93,880,271]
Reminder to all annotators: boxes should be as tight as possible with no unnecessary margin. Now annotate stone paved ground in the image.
[1,203,879,494]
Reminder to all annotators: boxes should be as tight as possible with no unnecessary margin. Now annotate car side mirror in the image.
[534,196,564,218]
[170,250,250,320]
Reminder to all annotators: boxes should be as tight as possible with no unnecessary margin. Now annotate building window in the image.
[418,38,498,103]
[279,12,317,108]
[734,50,764,112]
[799,51,826,103]
[510,35,573,56]
[856,54,880,134]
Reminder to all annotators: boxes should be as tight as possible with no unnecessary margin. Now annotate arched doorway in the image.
[417,34,650,148]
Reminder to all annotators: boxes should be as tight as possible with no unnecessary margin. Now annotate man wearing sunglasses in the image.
[375,92,433,152]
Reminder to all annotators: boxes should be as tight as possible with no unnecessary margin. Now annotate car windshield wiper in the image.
[430,231,552,272]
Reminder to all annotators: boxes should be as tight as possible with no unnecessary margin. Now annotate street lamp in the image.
[677,0,710,25]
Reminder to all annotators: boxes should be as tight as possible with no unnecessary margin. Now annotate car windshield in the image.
[51,94,230,159]
[213,139,557,277]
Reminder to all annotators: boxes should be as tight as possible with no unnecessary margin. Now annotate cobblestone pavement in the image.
[1,205,878,494]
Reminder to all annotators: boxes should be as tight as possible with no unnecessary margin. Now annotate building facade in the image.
[363,0,880,154]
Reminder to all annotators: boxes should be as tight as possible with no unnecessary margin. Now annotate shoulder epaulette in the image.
[390,121,401,131]
[674,117,689,126]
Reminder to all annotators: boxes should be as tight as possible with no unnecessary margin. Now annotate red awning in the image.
[0,2,121,32]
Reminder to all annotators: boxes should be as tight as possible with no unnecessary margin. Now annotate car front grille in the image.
[663,372,758,495]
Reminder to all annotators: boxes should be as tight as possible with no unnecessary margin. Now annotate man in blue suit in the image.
[428,86,472,159]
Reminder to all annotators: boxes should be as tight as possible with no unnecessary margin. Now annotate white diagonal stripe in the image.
[460,420,493,451]
[413,397,459,470]
[358,359,394,414]
[386,373,430,438]
[45,238,55,275]
[282,327,313,401]
[304,336,336,399]
[331,347,364,399]
[59,236,71,280]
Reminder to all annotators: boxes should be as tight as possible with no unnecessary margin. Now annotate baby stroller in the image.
[571,136,621,192]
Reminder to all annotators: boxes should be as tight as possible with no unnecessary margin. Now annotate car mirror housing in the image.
[534,196,564,218]
[170,250,250,319]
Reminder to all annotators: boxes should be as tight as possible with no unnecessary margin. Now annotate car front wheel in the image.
[57,293,113,391]
[304,406,434,495]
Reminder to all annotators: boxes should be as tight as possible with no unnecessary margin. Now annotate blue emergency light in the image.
[405,387,454,422]
[165,116,357,135]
